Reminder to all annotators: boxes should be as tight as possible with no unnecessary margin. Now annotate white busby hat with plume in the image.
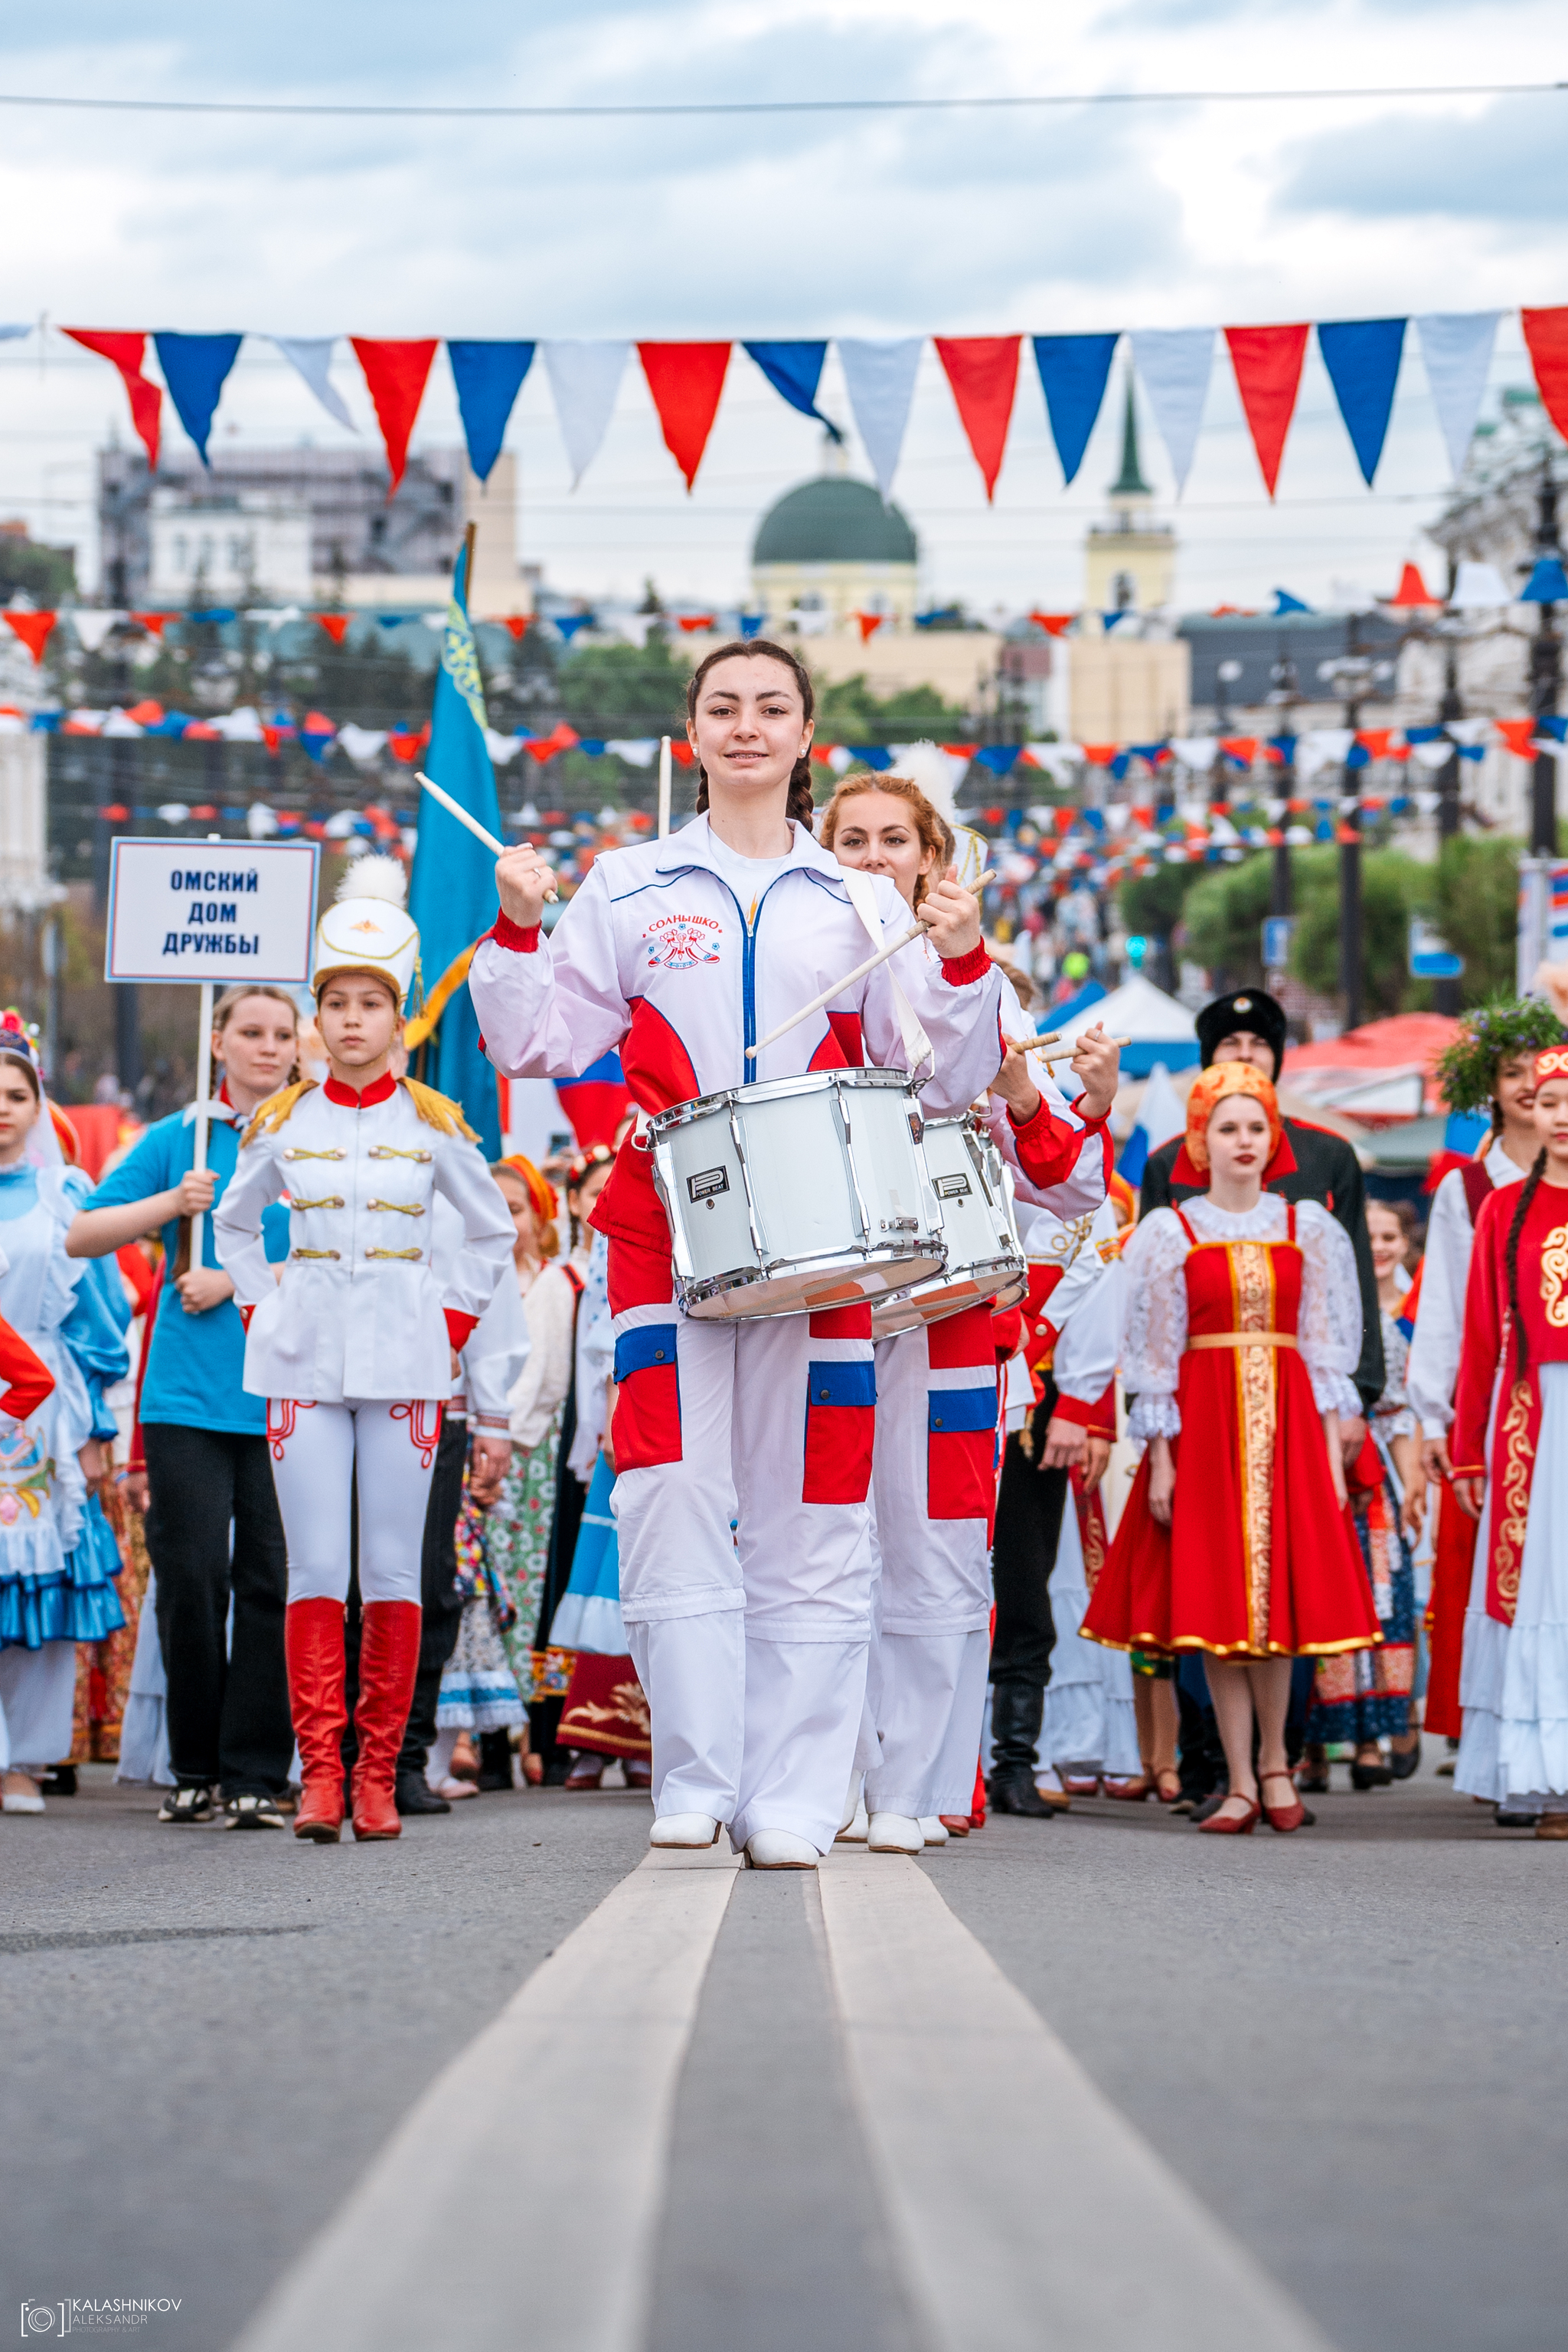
[313,853,420,1009]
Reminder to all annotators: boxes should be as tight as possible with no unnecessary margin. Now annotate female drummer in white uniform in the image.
[215,861,514,1844]
[821,776,1119,1851]
[469,642,1004,1868]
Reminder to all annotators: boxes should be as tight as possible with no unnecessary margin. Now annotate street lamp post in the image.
[1318,621,1394,1035]
[1529,456,1563,859]
[1266,645,1302,923]
[1433,576,1465,1017]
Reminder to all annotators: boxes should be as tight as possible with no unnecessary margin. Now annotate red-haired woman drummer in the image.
[822,774,1119,1849]
[470,642,1004,1868]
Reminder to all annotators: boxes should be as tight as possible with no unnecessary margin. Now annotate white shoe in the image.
[648,1812,721,1848]
[867,1811,923,1853]
[835,1800,869,1843]
[917,1815,949,1845]
[744,1829,819,1869]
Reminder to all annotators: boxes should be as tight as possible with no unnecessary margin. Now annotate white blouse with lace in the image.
[1121,1195,1364,1443]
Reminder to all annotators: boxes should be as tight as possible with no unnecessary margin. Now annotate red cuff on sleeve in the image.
[445,1309,479,1352]
[939,943,991,988]
[238,1304,255,1333]
[1049,1390,1096,1429]
[488,913,541,954]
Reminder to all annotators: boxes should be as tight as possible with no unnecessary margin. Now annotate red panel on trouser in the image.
[808,1304,872,1340]
[928,1427,997,1524]
[612,1364,682,1469]
[803,1403,874,1503]
[926,1301,997,1371]
[607,1232,676,1315]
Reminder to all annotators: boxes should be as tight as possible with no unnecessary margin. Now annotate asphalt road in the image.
[3,1763,1564,2352]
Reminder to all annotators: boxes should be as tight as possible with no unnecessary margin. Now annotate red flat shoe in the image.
[1197,1795,1260,1835]
[1060,1772,1101,1798]
[1103,1775,1152,1802]
[937,1814,971,1837]
[1260,1772,1306,1833]
[1153,1769,1184,1805]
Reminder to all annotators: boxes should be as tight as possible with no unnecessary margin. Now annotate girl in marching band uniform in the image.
[1452,1044,1568,1837]
[214,860,513,1844]
[1083,1063,1379,1834]
[822,773,1119,1851]
[472,645,1003,1868]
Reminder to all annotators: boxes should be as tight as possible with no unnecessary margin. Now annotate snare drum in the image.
[870,1113,1026,1338]
[648,1067,945,1321]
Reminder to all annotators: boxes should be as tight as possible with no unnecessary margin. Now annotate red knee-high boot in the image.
[352,1601,422,1841]
[286,1599,348,1843]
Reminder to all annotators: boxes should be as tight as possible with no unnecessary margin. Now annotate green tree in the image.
[812,672,967,737]
[1116,859,1205,947]
[557,636,690,735]
[1181,854,1281,986]
[0,534,74,605]
[1432,834,1520,1005]
[1289,848,1435,1016]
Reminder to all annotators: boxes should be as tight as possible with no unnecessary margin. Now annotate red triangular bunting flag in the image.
[1355,728,1395,758]
[933,337,1021,501]
[314,613,350,644]
[638,345,731,492]
[854,611,885,642]
[64,331,162,467]
[1219,737,1259,764]
[349,338,439,494]
[669,741,695,766]
[131,612,174,639]
[1386,562,1436,609]
[1081,744,1118,766]
[4,611,55,664]
[677,612,717,632]
[495,616,532,639]
[1496,717,1537,758]
[1224,324,1310,497]
[1521,309,1568,443]
[1029,611,1074,637]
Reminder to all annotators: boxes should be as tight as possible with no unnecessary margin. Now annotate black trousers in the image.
[988,1384,1067,1693]
[343,1409,469,1777]
[142,1422,292,1798]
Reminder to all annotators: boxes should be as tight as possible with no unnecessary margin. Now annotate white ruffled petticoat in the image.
[1038,1494,1141,1776]
[1455,1361,1568,1808]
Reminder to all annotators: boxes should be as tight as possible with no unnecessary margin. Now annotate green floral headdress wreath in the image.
[1434,996,1565,1116]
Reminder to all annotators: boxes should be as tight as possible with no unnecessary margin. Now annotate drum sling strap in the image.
[836,865,933,1076]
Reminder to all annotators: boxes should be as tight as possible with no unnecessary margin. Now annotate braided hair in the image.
[686,639,816,828]
[1504,1148,1547,1378]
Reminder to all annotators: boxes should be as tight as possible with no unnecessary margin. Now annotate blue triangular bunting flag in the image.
[446,341,535,483]
[1031,333,1119,485]
[152,332,243,464]
[743,342,840,439]
[1317,318,1406,486]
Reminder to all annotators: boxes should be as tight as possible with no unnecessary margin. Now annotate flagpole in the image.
[658,735,672,839]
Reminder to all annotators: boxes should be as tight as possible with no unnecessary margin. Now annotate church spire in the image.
[1109,374,1151,498]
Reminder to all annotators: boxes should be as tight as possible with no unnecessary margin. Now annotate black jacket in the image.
[1139,1118,1384,1412]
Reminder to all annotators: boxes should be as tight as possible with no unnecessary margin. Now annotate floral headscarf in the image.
[1180,1060,1283,1177]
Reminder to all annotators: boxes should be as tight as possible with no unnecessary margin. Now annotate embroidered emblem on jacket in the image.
[645,913,723,970]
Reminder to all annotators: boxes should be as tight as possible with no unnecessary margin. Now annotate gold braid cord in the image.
[401,1078,479,1140]
[240,1080,318,1148]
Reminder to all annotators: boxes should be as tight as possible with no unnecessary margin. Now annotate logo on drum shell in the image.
[645,913,722,969]
[688,1167,730,1203]
[935,1173,972,1200]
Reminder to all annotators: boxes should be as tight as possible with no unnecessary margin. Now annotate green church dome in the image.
[753,476,918,565]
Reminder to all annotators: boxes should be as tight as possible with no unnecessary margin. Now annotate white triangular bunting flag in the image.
[541,341,631,487]
[1416,312,1501,480]
[1129,328,1214,494]
[270,337,356,432]
[837,338,923,499]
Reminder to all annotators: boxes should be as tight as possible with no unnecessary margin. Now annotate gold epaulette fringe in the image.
[241,1080,318,1148]
[400,1078,478,1141]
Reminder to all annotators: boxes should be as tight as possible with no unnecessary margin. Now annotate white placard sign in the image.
[104,838,321,985]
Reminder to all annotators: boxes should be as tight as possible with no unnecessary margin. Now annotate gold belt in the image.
[1187,1331,1297,1350]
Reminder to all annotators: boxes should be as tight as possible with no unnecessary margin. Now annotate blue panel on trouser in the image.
[805,1358,876,1410]
[927,1385,996,1435]
[615,1323,678,1379]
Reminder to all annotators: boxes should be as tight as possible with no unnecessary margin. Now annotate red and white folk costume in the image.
[469,815,1004,1855]
[1406,1138,1526,1740]
[1083,1069,1377,1662]
[1451,1091,1568,1808]
[215,871,513,1841]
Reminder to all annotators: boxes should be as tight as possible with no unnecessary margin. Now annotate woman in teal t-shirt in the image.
[68,986,298,1829]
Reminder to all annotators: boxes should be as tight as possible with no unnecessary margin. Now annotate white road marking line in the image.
[234,1844,740,2352]
[818,1850,1338,2352]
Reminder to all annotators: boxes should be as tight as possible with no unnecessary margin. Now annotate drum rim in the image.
[681,1240,948,1316]
[646,1063,919,1137]
[870,1259,1027,1331]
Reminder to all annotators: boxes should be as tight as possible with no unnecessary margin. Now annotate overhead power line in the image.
[0,82,1560,122]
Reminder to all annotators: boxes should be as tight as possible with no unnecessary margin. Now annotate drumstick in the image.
[1034,1034,1132,1066]
[745,872,996,1059]
[416,770,558,900]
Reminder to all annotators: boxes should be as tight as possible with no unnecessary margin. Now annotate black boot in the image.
[988,1684,1055,1818]
[476,1729,514,1792]
[395,1771,452,1815]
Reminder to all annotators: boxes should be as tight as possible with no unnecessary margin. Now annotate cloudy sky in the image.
[2,0,1564,609]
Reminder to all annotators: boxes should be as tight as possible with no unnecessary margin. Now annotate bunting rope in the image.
[18,308,1565,506]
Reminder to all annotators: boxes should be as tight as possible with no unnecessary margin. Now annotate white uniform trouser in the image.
[0,1640,77,1773]
[266,1398,441,1606]
[864,1314,996,1820]
[610,1236,876,1854]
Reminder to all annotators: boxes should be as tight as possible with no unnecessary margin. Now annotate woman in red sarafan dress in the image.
[1083,1063,1379,1833]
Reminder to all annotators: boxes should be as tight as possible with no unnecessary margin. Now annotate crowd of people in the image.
[0,633,1563,1859]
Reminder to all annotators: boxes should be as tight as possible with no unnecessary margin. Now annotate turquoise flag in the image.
[407,542,504,1156]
